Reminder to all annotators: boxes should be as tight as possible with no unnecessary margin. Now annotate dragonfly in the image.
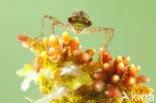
[39,10,114,49]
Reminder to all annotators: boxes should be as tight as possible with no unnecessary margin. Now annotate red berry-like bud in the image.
[124,77,136,87]
[94,70,107,81]
[93,80,105,92]
[128,64,137,76]
[62,47,70,57]
[136,75,149,83]
[48,35,61,50]
[100,48,112,63]
[110,75,120,84]
[114,56,123,66]
[68,37,80,52]
[135,65,141,72]
[75,85,91,95]
[105,88,120,98]
[103,63,114,72]
[74,52,91,64]
[116,62,125,75]
[85,49,96,56]
[122,56,130,67]
[16,35,28,42]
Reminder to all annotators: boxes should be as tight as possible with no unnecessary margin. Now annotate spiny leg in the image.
[40,15,58,37]
[83,27,114,49]
[50,21,71,36]
[36,15,66,38]
[104,28,114,49]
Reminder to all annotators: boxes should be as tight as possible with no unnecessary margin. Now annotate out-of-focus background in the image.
[0,0,155,103]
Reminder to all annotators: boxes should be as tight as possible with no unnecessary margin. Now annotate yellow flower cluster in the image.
[16,32,153,103]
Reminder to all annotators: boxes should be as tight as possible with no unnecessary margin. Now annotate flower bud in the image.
[136,75,149,83]
[123,56,130,67]
[105,88,120,98]
[43,37,48,48]
[103,63,114,72]
[76,85,91,95]
[94,70,107,81]
[16,35,28,42]
[116,62,125,75]
[85,49,96,56]
[110,75,120,84]
[68,37,80,52]
[61,32,70,44]
[135,65,141,72]
[114,56,123,65]
[47,47,60,62]
[93,80,105,92]
[48,35,61,50]
[124,77,136,87]
[74,52,91,64]
[128,64,137,76]
[100,48,112,63]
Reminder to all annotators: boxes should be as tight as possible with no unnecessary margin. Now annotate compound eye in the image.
[68,17,75,24]
[87,21,92,26]
[85,21,92,27]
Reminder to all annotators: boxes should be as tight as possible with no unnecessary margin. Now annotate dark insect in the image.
[39,10,114,49]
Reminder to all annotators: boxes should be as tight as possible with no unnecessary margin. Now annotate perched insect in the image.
[40,10,114,49]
